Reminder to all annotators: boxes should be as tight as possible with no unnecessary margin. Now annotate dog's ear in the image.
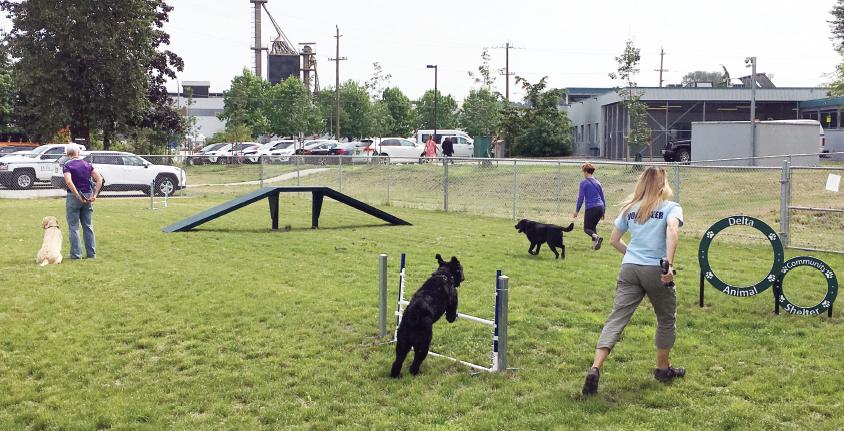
[436,253,444,264]
[450,256,458,263]
[41,217,49,228]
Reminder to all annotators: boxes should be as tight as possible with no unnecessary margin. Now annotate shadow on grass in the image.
[189,223,406,233]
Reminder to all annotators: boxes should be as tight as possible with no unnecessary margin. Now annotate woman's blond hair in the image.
[620,167,673,224]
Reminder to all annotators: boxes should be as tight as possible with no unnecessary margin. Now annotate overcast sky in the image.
[166,0,840,101]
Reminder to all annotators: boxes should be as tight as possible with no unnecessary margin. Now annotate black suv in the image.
[662,139,691,163]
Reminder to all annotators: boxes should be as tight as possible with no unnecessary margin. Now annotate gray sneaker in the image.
[582,367,600,395]
[654,366,685,383]
[594,237,603,251]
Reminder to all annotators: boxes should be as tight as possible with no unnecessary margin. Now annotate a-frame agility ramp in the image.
[161,186,411,233]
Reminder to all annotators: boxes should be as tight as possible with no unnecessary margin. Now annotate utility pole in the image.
[654,47,668,87]
[329,25,347,141]
[427,65,438,141]
[746,56,757,166]
[493,42,521,103]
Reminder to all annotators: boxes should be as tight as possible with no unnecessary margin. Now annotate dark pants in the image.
[584,206,604,238]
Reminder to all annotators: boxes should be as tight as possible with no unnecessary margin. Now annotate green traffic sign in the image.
[699,216,785,297]
[775,256,838,315]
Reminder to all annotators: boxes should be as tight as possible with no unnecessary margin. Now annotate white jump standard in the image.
[378,253,511,373]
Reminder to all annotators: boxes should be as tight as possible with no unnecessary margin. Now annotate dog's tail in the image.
[562,222,575,232]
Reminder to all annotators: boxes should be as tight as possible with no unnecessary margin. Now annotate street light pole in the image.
[746,56,757,166]
[427,64,438,142]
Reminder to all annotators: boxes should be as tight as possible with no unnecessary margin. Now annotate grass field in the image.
[1,195,843,430]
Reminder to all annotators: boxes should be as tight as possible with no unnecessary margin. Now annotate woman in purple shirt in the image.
[572,163,606,250]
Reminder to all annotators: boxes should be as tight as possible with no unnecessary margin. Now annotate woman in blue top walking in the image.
[572,163,606,250]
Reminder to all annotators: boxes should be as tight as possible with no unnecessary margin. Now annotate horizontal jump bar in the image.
[427,351,491,372]
[788,206,844,213]
[397,300,494,326]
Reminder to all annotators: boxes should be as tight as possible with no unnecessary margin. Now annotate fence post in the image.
[385,159,391,205]
[259,155,264,189]
[779,159,790,247]
[149,180,155,210]
[378,254,388,338]
[512,160,517,220]
[673,163,681,204]
[296,154,301,186]
[338,156,343,192]
[443,158,449,212]
[495,274,509,372]
[556,161,562,215]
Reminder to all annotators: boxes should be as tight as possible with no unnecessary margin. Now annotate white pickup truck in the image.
[0,144,82,189]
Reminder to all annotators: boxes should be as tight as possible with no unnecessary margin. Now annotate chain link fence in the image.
[2,152,841,253]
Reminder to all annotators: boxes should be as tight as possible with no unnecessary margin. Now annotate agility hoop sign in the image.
[775,256,838,315]
[699,216,784,297]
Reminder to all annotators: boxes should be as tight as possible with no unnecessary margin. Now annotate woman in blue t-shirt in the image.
[572,163,606,250]
[582,166,684,395]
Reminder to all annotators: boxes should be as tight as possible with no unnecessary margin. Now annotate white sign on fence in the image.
[826,174,841,193]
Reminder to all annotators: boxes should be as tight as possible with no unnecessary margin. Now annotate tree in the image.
[468,48,497,89]
[609,39,650,160]
[0,47,17,133]
[829,1,844,96]
[314,88,336,136]
[264,76,321,137]
[364,62,392,101]
[460,88,501,137]
[508,76,572,157]
[337,80,372,140]
[681,70,729,87]
[1,0,184,147]
[381,87,415,137]
[218,69,270,138]
[370,100,391,138]
[415,90,459,130]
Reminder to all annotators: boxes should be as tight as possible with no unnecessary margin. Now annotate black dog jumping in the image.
[514,219,574,259]
[390,254,464,378]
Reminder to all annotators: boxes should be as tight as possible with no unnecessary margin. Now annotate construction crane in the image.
[262,3,296,55]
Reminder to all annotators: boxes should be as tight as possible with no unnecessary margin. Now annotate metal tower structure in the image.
[250,0,268,78]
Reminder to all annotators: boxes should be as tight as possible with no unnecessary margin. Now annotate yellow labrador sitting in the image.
[36,216,63,266]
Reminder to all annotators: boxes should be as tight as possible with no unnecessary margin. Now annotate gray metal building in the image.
[566,87,829,159]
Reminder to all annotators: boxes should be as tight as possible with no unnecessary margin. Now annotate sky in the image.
[163,0,840,102]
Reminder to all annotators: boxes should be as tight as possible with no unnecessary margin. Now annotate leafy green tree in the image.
[314,88,336,135]
[468,48,497,89]
[460,88,501,138]
[370,100,391,138]
[218,69,270,138]
[381,87,415,137]
[364,62,392,101]
[415,90,459,130]
[509,77,572,157]
[681,70,729,87]
[609,39,650,160]
[338,81,372,140]
[265,76,322,137]
[829,1,844,96]
[0,48,17,133]
[0,0,183,147]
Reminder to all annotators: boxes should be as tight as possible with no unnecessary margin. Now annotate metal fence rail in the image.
[3,152,842,253]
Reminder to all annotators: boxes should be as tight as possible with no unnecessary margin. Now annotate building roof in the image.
[586,87,829,105]
[182,81,211,87]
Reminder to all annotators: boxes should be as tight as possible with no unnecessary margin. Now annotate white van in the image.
[416,129,474,157]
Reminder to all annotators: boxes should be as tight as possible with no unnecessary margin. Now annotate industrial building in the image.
[172,81,226,142]
[566,86,831,160]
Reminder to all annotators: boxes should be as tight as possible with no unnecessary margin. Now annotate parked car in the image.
[0,144,86,189]
[243,140,297,163]
[372,138,425,163]
[294,140,338,155]
[0,145,39,157]
[205,142,261,164]
[187,143,228,165]
[50,151,186,196]
[662,138,691,163]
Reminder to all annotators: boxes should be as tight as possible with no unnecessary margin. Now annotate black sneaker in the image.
[654,366,685,383]
[594,237,603,251]
[582,367,600,395]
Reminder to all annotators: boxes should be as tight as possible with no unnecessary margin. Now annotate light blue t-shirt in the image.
[614,200,683,266]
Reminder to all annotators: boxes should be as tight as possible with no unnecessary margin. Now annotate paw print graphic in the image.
[767,275,777,282]
[780,295,786,302]
[822,300,831,309]
[705,271,714,280]
[706,231,715,239]
[826,271,834,280]
[768,233,778,241]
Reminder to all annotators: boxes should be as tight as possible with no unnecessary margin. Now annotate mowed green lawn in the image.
[1,196,843,430]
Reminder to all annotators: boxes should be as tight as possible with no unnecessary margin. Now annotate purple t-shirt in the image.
[63,159,94,194]
[576,177,606,212]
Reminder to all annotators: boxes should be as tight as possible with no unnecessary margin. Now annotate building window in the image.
[802,111,818,121]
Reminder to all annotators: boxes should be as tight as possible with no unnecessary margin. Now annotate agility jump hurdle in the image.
[377,253,510,373]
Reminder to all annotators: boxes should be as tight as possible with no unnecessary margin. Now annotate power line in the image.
[490,42,524,103]
[654,47,669,87]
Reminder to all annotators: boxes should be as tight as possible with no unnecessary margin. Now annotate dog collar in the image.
[46,225,60,230]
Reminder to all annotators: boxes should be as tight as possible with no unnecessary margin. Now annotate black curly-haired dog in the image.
[514,219,574,259]
[390,254,464,378]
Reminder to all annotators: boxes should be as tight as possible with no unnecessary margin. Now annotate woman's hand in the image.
[660,268,674,285]
[572,212,578,219]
